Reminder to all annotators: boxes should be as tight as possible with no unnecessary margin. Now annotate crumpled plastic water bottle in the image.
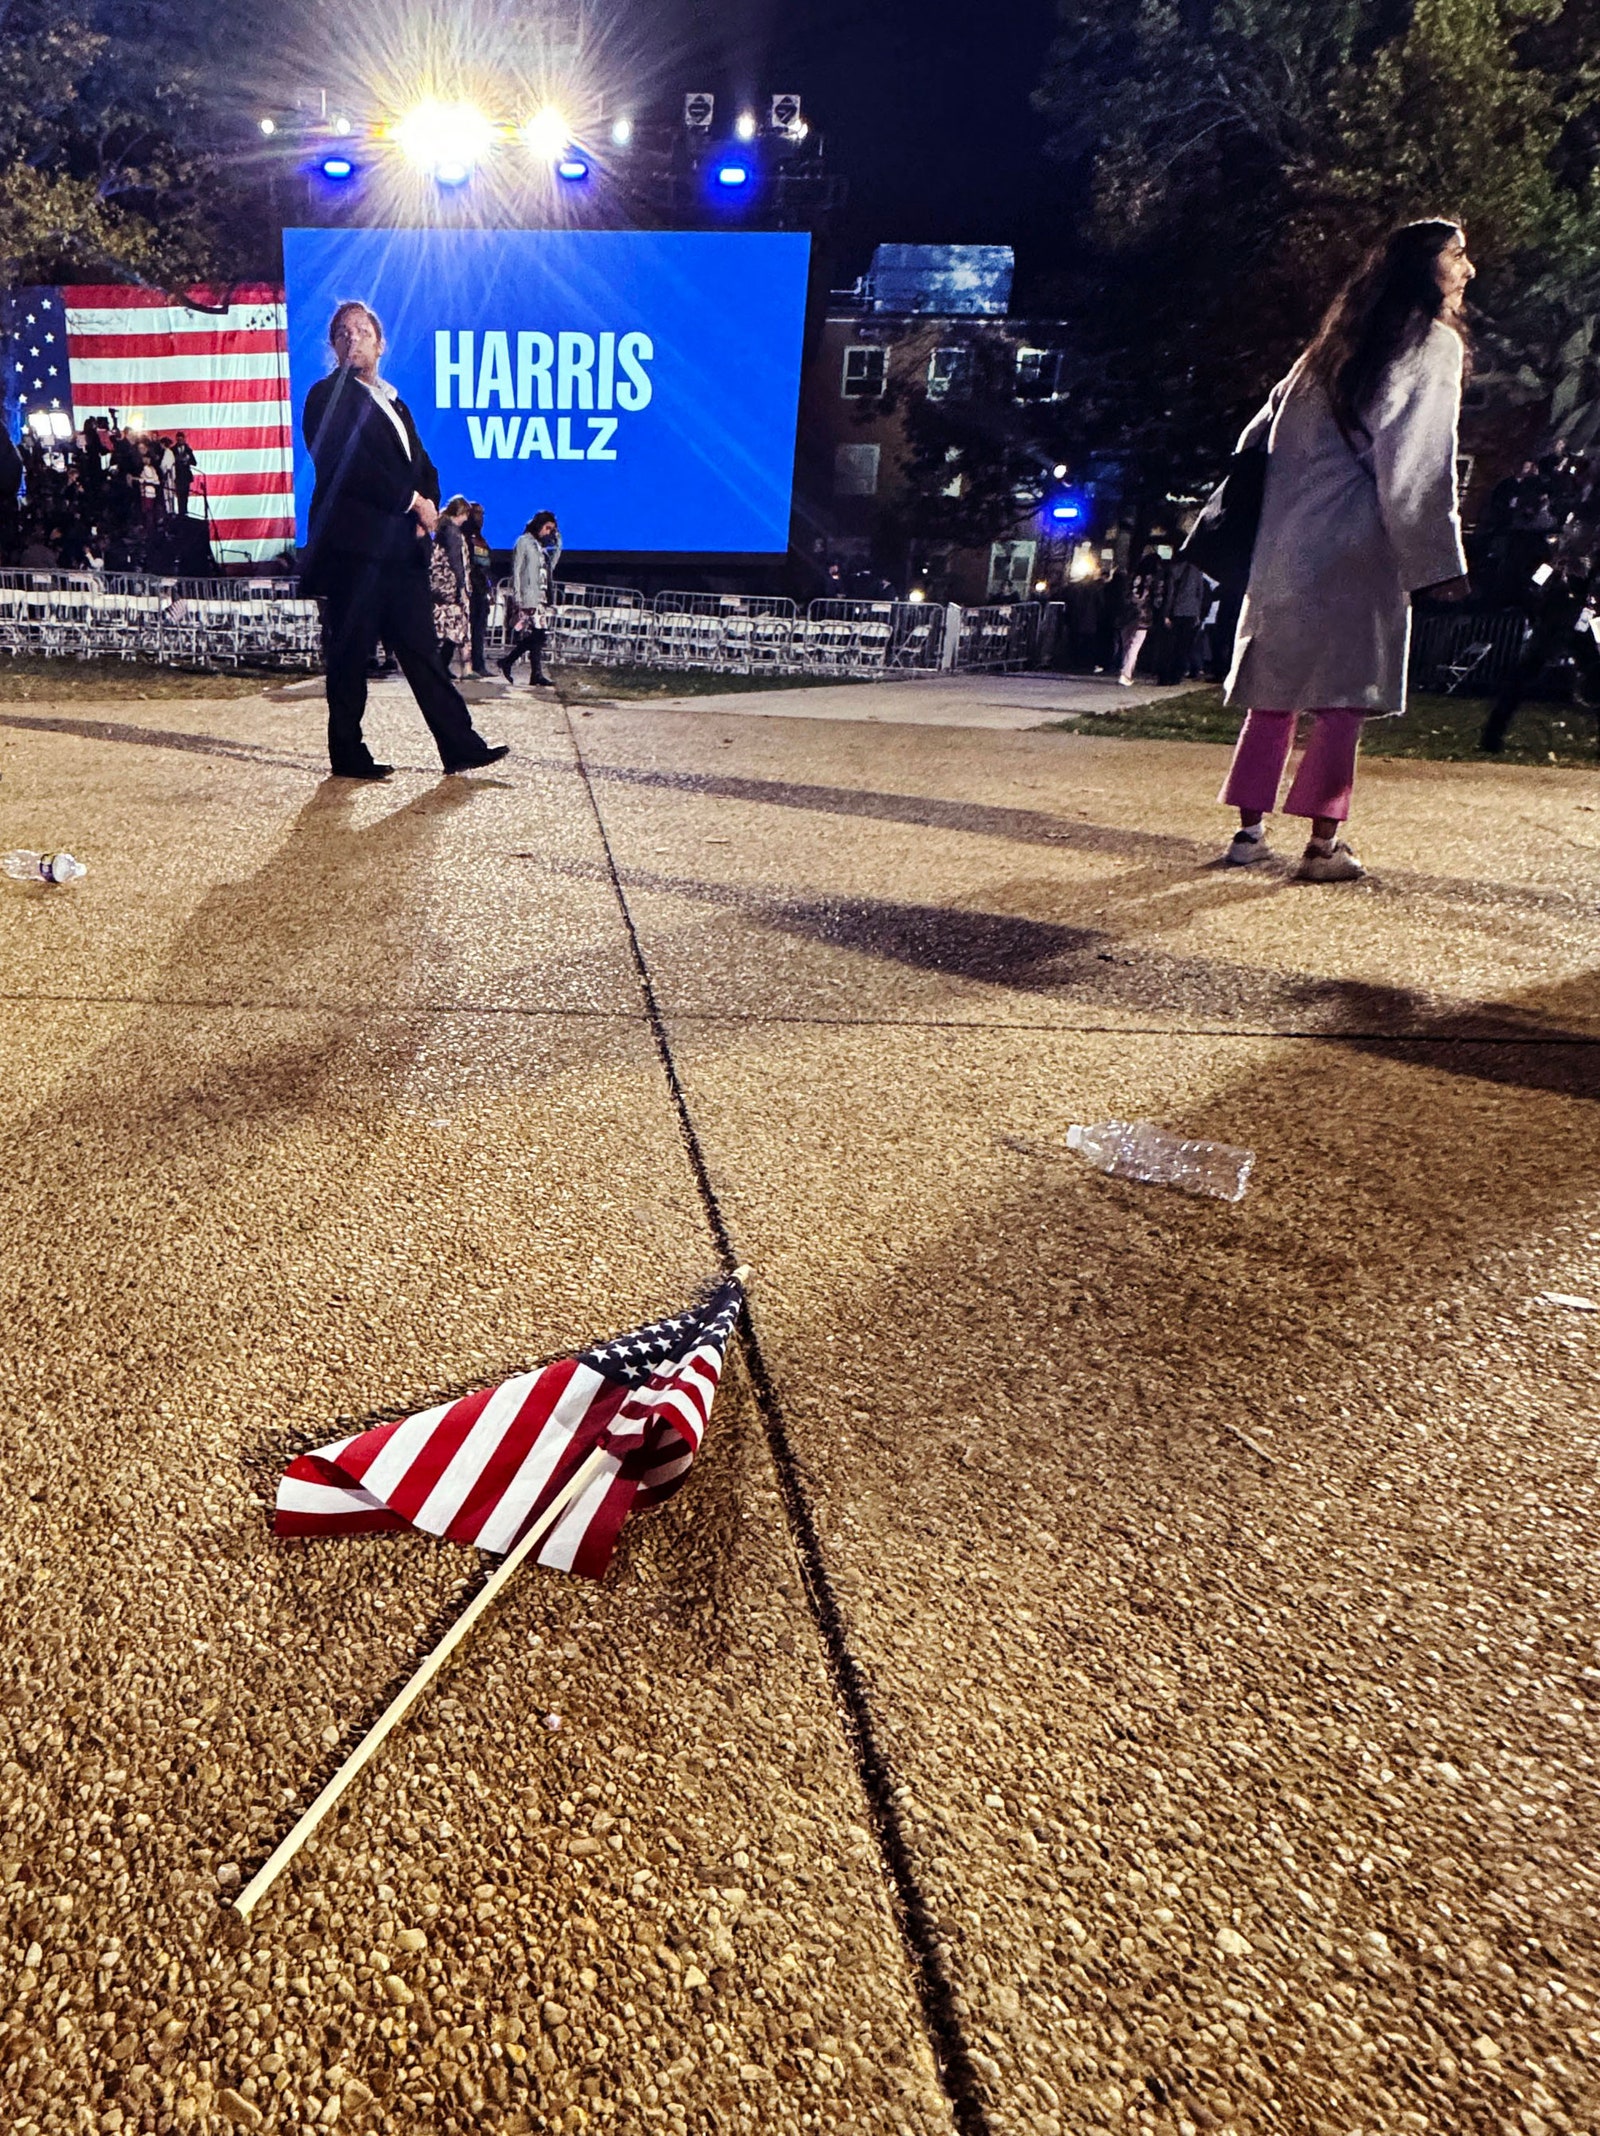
[3,850,87,884]
[1066,1118,1253,1202]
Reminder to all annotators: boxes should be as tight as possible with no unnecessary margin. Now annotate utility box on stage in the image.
[283,227,811,554]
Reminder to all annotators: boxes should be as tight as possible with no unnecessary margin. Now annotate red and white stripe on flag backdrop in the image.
[63,285,293,562]
[275,1277,744,1579]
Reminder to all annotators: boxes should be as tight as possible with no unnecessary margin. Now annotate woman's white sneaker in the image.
[1294,840,1365,882]
[1222,830,1271,866]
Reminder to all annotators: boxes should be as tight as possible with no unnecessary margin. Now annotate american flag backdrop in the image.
[6,284,293,561]
[275,1278,744,1580]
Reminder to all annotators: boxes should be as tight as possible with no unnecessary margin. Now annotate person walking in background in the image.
[1160,554,1211,682]
[499,510,561,686]
[1479,543,1600,754]
[465,501,493,677]
[1218,219,1473,880]
[1116,552,1160,685]
[300,299,507,781]
[430,495,473,676]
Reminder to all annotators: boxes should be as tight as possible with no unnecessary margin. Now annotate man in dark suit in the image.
[300,300,507,781]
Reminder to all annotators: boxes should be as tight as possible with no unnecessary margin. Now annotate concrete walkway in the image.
[574,671,1193,730]
[0,683,1594,2136]
[272,670,1192,731]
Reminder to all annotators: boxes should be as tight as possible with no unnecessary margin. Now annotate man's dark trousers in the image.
[320,551,487,773]
[1481,620,1600,753]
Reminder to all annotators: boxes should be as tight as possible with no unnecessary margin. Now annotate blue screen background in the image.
[283,227,811,553]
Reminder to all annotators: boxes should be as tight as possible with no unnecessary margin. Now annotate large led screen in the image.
[284,226,811,553]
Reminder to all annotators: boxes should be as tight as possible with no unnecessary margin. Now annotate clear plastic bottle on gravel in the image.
[1066,1119,1253,1202]
[3,850,86,884]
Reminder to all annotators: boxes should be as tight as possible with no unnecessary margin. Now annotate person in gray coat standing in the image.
[499,510,561,686]
[1220,220,1474,880]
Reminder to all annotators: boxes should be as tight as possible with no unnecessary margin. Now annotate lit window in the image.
[926,347,969,400]
[834,444,881,496]
[988,539,1037,598]
[841,345,887,399]
[1014,347,1064,401]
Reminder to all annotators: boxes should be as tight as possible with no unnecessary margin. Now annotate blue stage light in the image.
[715,161,751,188]
[556,155,590,182]
[320,155,355,181]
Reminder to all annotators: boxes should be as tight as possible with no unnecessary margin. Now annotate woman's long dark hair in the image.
[1304,220,1468,441]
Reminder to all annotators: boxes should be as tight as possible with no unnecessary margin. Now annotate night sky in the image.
[647,0,1070,296]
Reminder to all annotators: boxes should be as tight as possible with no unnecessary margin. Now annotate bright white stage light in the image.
[259,117,276,136]
[395,98,494,182]
[735,111,757,141]
[611,116,633,146]
[522,105,570,160]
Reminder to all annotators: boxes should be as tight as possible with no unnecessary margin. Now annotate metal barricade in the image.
[1407,608,1528,694]
[886,601,946,669]
[954,602,1041,671]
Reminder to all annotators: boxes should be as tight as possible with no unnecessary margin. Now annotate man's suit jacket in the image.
[300,368,441,592]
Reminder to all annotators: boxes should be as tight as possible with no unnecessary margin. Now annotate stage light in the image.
[396,97,493,182]
[522,105,569,160]
[715,160,751,188]
[611,116,633,146]
[735,111,758,141]
[556,154,590,182]
[258,117,276,136]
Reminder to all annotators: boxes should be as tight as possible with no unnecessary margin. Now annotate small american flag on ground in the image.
[275,1277,743,1578]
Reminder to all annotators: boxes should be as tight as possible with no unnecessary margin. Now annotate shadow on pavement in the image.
[536,853,1600,1090]
[0,706,320,773]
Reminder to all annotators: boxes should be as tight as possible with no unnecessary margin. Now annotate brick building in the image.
[792,245,1112,604]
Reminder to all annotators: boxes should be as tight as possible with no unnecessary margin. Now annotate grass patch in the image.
[559,664,863,702]
[0,655,279,702]
[1044,684,1599,765]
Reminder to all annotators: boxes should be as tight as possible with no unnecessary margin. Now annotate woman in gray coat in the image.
[499,511,561,686]
[1220,220,1474,880]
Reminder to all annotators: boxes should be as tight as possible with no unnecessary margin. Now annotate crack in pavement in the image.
[561,703,994,2136]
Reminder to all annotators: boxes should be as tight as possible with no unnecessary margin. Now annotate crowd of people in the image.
[1056,550,1224,684]
[0,416,201,571]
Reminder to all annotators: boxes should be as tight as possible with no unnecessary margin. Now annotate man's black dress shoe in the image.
[442,743,510,774]
[331,762,394,781]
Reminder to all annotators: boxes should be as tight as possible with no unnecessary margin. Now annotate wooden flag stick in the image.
[231,1442,612,1924]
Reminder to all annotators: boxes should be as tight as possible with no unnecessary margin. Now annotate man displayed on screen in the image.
[299,300,507,781]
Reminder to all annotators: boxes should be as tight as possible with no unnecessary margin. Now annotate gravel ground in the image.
[0,687,1594,2136]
